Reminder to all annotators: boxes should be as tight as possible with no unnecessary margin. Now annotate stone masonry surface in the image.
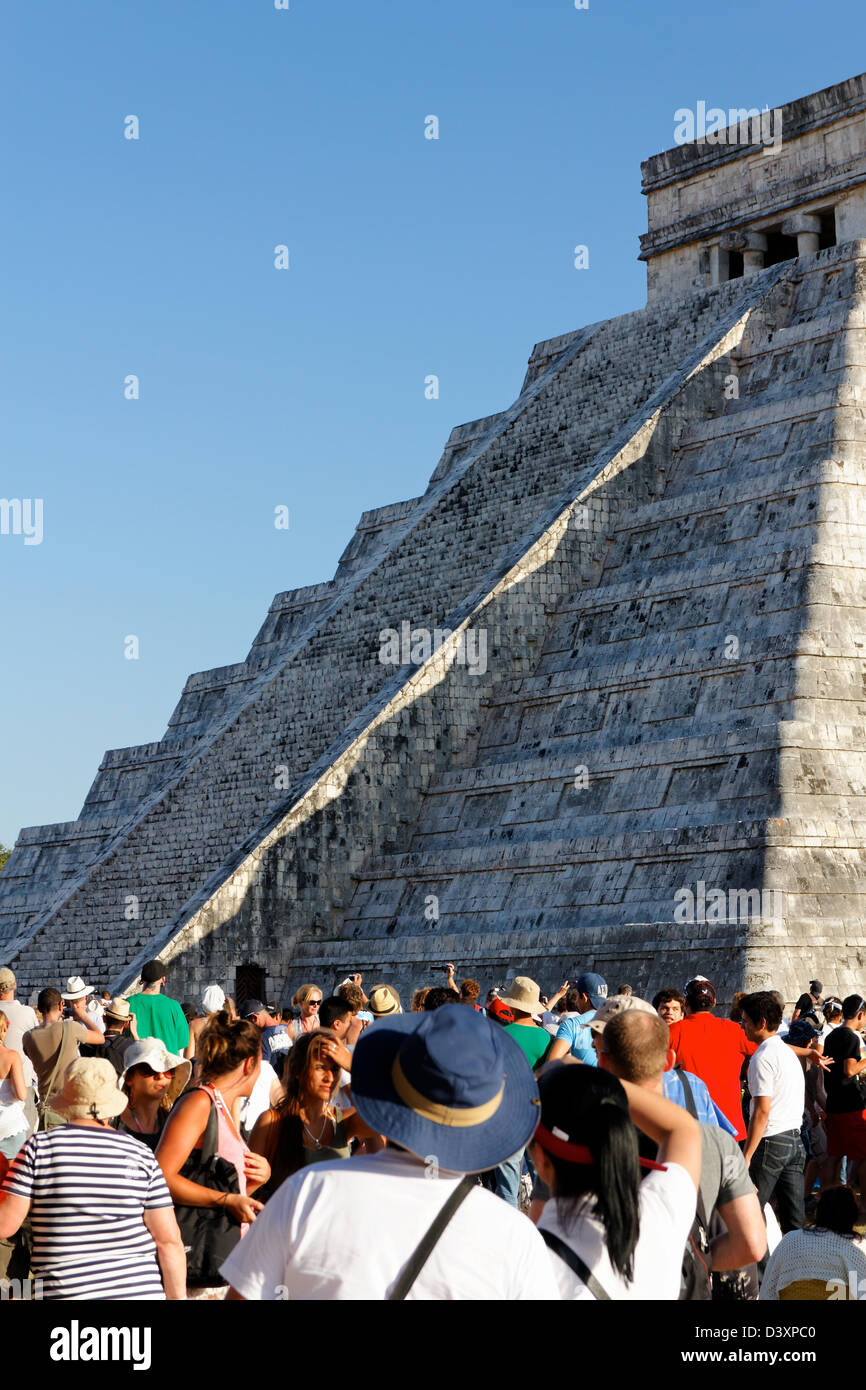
[5,73,866,1007]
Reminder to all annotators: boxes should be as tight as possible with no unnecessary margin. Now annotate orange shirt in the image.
[668,1013,757,1140]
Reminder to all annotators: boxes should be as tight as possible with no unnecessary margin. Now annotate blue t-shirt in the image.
[555,1010,597,1066]
[663,1068,738,1137]
[261,1024,290,1068]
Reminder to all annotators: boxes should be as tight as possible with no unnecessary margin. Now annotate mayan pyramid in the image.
[4,72,866,1006]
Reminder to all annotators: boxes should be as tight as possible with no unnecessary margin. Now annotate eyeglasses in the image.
[309,998,322,1007]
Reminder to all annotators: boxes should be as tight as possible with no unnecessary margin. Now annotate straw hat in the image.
[51,1058,127,1121]
[103,996,131,1021]
[499,976,543,1016]
[368,984,401,1018]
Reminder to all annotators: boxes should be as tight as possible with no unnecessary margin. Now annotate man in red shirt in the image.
[668,978,756,1139]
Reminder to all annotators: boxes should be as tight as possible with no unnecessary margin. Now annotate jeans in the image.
[749,1129,806,1234]
[491,1148,524,1207]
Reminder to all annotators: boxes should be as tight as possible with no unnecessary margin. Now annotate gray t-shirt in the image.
[698,1122,754,1217]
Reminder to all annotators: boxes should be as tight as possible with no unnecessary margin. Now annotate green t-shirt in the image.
[127,992,190,1054]
[503,1022,551,1068]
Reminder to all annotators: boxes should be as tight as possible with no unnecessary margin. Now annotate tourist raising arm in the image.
[249,1029,380,1201]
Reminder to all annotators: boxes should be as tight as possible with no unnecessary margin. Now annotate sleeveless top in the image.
[194,1083,250,1233]
[0,1073,27,1140]
[114,1110,167,1152]
[301,1112,351,1166]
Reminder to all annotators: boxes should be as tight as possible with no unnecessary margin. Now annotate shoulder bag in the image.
[173,1093,242,1286]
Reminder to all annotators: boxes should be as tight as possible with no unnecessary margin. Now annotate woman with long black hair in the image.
[528,1061,701,1299]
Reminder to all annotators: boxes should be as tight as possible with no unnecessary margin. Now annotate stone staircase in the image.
[6,245,866,1007]
[290,249,866,1000]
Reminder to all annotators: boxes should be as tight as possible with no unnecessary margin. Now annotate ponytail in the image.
[198,1010,261,1082]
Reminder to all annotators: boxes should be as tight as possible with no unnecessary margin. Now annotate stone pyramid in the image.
[4,72,866,1004]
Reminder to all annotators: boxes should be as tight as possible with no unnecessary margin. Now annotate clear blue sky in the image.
[0,0,860,847]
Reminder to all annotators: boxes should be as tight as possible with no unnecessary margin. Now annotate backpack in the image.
[674,1068,712,1301]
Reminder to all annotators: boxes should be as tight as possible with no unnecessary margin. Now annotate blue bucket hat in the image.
[350,1004,541,1173]
[576,972,608,1012]
[786,1019,819,1047]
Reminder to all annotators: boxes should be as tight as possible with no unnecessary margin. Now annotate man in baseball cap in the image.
[220,1005,558,1300]
[547,973,609,1067]
[127,960,189,1055]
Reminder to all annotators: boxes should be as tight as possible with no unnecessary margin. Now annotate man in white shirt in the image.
[742,991,807,1234]
[221,1004,560,1300]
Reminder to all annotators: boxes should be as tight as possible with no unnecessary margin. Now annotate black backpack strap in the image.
[676,1066,698,1120]
[540,1228,611,1300]
[387,1175,475,1300]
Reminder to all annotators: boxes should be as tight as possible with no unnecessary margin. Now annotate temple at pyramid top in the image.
[641,72,866,301]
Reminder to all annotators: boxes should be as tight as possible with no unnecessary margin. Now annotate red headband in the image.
[534,1123,667,1172]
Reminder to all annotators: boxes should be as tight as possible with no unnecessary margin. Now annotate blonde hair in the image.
[292,983,321,1007]
[0,1009,7,1039]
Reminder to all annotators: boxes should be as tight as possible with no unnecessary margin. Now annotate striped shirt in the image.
[2,1123,173,1300]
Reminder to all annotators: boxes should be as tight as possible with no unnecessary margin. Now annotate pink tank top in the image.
[196,1084,249,1229]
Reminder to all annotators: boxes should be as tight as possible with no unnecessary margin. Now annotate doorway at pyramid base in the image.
[151,909,866,1015]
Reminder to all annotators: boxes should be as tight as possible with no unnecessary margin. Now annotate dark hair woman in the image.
[249,1029,377,1198]
[760,1185,866,1300]
[528,1060,700,1299]
[156,1012,271,1297]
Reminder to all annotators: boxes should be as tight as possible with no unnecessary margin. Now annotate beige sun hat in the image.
[103,996,132,1021]
[586,994,658,1034]
[120,1040,192,1105]
[368,984,402,1018]
[51,1058,127,1121]
[499,976,543,1016]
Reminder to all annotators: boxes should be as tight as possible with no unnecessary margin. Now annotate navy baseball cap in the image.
[575,973,608,1011]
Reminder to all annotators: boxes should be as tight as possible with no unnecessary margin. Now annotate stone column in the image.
[720,231,768,277]
[781,213,822,257]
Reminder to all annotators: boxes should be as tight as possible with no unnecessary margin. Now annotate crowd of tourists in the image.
[1,957,866,1301]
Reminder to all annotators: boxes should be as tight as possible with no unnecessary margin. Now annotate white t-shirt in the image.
[240,1059,280,1136]
[747,1034,805,1136]
[542,1010,573,1037]
[221,1149,561,1300]
[538,1162,696,1300]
